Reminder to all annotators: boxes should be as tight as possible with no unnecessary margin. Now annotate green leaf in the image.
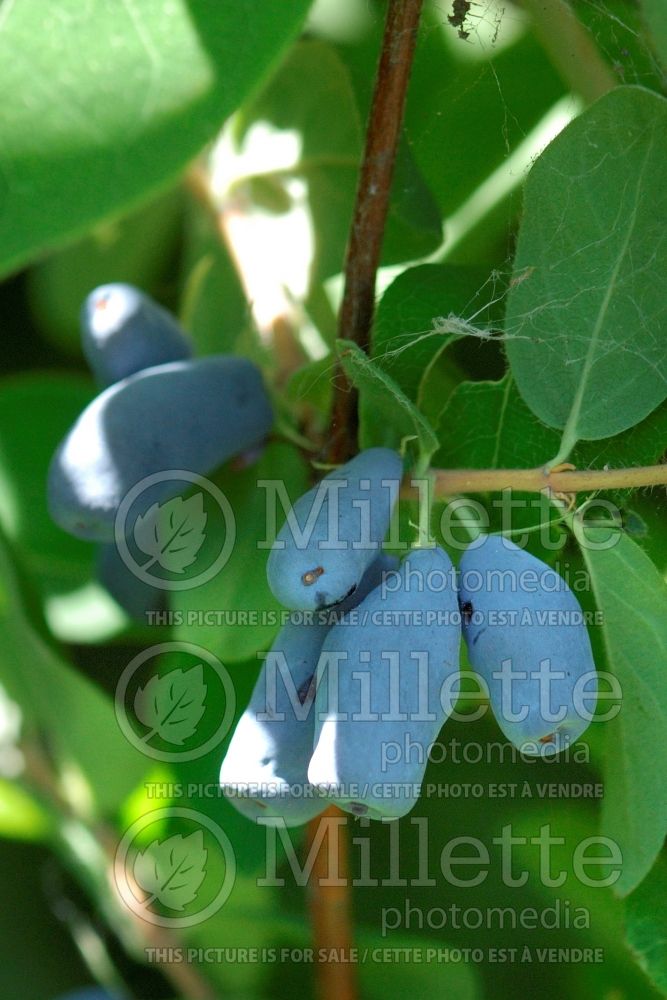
[435,372,561,470]
[0,842,93,999]
[575,1,665,93]
[26,187,183,355]
[577,529,667,895]
[0,373,95,595]
[338,339,439,460]
[0,779,52,842]
[412,31,567,218]
[625,852,667,994]
[0,528,148,813]
[573,398,667,503]
[357,928,481,1000]
[380,139,444,268]
[0,0,311,276]
[435,374,667,490]
[506,87,667,452]
[172,442,310,662]
[371,263,497,402]
[432,374,566,559]
[629,492,667,578]
[285,355,335,420]
[641,0,667,68]
[237,40,441,282]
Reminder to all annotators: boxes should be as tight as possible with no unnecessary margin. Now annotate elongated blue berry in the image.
[220,555,399,826]
[308,546,460,820]
[267,448,402,611]
[48,356,273,541]
[81,284,192,386]
[458,534,597,755]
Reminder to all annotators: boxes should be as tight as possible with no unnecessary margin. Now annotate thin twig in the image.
[22,739,217,1000]
[327,0,425,463]
[307,806,356,1000]
[400,463,667,498]
[522,0,617,103]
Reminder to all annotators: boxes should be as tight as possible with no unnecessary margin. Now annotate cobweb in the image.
[431,0,665,90]
[293,0,666,443]
[368,0,666,377]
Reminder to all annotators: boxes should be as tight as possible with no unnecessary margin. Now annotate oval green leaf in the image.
[578,529,667,896]
[0,0,310,276]
[506,87,667,451]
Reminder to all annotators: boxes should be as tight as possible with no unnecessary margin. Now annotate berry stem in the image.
[413,470,435,548]
[326,0,424,464]
[403,463,667,498]
[307,806,357,1000]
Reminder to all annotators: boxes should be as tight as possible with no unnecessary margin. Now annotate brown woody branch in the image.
[327,0,424,464]
[312,4,425,998]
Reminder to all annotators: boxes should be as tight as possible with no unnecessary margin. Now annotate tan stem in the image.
[400,464,667,497]
[307,806,357,1000]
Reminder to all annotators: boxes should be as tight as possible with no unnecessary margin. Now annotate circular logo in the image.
[114,469,236,591]
[115,641,236,761]
[114,807,236,928]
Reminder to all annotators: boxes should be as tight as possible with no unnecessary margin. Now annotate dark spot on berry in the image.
[297,673,316,705]
[302,566,325,586]
[471,625,486,646]
[460,599,473,625]
[318,583,356,610]
[348,801,368,816]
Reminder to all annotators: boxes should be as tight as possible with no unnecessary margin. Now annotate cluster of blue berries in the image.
[45,285,597,827]
[220,450,598,826]
[47,284,273,614]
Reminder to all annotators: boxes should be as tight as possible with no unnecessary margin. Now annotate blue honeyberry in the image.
[266,447,403,611]
[308,546,460,820]
[220,554,399,826]
[48,356,273,542]
[458,534,597,755]
[81,283,192,386]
